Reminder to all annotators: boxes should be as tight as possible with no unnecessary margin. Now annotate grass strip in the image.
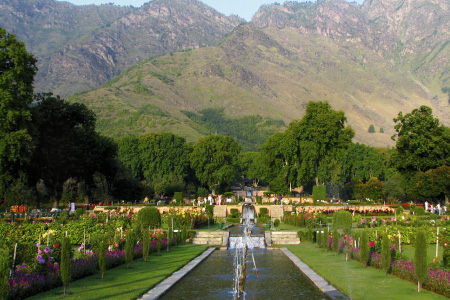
[287,243,448,300]
[27,244,209,300]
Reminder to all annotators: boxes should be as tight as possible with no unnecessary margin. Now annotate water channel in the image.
[160,249,326,300]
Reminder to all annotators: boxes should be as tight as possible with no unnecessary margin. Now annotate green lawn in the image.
[28,244,209,300]
[287,243,448,300]
[401,244,444,264]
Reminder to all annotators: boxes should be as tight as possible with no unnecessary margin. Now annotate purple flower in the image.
[48,257,53,262]
[36,255,42,260]
[44,247,50,253]
[36,243,40,248]
[38,250,42,255]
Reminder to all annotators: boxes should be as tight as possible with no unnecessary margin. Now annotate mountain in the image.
[0,0,243,97]
[2,0,450,148]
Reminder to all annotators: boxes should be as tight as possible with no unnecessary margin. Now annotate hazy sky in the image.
[60,0,365,21]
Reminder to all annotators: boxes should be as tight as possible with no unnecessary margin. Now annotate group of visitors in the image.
[424,201,447,215]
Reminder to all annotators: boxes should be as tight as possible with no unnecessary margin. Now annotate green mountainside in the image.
[3,0,450,149]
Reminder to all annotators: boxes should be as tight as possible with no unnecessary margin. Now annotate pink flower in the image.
[369,241,375,247]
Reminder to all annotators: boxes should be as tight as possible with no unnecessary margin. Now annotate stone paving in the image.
[280,247,348,300]
[139,247,216,300]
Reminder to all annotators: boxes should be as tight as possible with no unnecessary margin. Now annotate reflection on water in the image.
[160,250,326,300]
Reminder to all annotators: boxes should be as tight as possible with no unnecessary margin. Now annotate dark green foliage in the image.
[125,230,135,268]
[313,185,327,201]
[0,248,10,300]
[143,227,150,261]
[317,230,322,247]
[332,229,339,254]
[61,236,72,295]
[415,229,427,292]
[190,135,240,193]
[99,239,107,279]
[259,208,268,217]
[360,230,369,266]
[391,106,450,174]
[137,207,161,228]
[414,206,426,216]
[380,127,384,133]
[323,227,329,250]
[381,234,391,276]
[274,218,281,229]
[0,29,37,197]
[182,107,285,152]
[332,210,352,233]
[173,192,183,203]
[157,230,162,255]
[75,208,84,218]
[368,124,375,133]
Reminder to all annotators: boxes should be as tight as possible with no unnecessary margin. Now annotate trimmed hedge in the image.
[137,207,161,228]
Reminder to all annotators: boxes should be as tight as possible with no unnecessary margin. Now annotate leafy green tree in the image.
[414,165,450,202]
[61,236,72,295]
[338,143,386,183]
[415,229,427,292]
[138,133,192,182]
[384,172,406,202]
[117,136,142,179]
[260,132,290,193]
[0,28,37,197]
[360,230,369,266]
[368,124,375,133]
[239,152,265,187]
[30,94,117,207]
[190,135,241,194]
[391,106,450,174]
[286,101,354,186]
[381,234,391,277]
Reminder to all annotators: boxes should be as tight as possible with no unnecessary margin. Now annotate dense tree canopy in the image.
[338,143,386,183]
[190,135,240,194]
[0,28,37,196]
[391,106,450,174]
[118,132,192,182]
[29,94,118,207]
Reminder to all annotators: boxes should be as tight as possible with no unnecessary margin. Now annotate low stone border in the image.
[280,248,348,300]
[139,247,216,300]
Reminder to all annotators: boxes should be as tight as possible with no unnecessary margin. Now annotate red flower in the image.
[369,241,375,247]
[53,243,60,249]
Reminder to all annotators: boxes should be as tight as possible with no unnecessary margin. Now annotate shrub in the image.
[312,185,326,201]
[61,236,71,295]
[143,227,150,261]
[0,248,9,300]
[332,229,339,254]
[125,230,135,268]
[415,229,427,292]
[274,218,280,229]
[333,210,352,234]
[230,209,239,218]
[381,234,391,276]
[259,208,268,217]
[75,208,83,218]
[137,207,161,228]
[396,206,404,215]
[173,192,183,203]
[360,230,369,266]
[98,239,107,279]
[323,227,329,251]
[414,206,425,216]
[317,230,322,247]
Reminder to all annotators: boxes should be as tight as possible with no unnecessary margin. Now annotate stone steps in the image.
[193,232,225,245]
[270,231,300,245]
